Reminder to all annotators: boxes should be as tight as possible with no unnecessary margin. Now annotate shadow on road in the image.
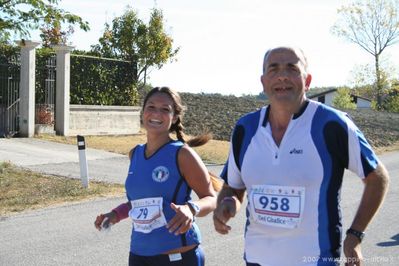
[377,234,399,247]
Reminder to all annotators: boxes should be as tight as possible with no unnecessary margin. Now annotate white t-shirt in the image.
[222,100,378,266]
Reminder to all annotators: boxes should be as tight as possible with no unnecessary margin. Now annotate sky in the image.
[33,0,399,96]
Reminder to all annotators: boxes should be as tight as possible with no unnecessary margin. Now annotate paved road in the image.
[0,138,128,183]
[1,138,398,265]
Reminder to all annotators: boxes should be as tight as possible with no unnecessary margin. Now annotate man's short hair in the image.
[262,46,309,74]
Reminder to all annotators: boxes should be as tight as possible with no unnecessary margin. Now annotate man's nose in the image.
[276,69,289,80]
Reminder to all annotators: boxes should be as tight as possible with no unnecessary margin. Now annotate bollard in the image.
[77,135,89,188]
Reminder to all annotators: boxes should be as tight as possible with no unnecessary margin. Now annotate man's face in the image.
[261,48,311,108]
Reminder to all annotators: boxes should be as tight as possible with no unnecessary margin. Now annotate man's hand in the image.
[213,197,237,235]
[343,234,363,266]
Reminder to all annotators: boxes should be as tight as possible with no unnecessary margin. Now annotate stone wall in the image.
[69,105,140,136]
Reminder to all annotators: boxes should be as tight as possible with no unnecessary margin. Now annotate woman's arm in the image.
[166,145,217,235]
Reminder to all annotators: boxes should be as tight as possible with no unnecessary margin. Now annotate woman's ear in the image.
[172,115,178,125]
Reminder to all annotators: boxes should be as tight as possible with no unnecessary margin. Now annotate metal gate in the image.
[0,55,21,137]
[35,54,56,131]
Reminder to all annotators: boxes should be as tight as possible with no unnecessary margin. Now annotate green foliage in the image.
[384,95,399,112]
[383,84,399,112]
[333,87,357,110]
[40,22,74,47]
[0,43,139,106]
[0,0,89,43]
[349,61,399,111]
[90,7,179,85]
[70,53,139,106]
[349,61,397,99]
[331,0,399,109]
[0,42,19,61]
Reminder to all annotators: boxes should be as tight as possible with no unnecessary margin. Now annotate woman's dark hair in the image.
[143,87,212,147]
[143,87,222,191]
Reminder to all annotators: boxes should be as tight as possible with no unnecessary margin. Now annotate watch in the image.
[186,200,200,216]
[346,228,365,242]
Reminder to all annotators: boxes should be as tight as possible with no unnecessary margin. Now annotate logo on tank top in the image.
[152,166,169,182]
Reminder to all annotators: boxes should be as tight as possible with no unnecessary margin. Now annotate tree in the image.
[331,0,399,109]
[332,87,357,110]
[91,7,179,87]
[383,80,399,112]
[0,0,89,43]
[348,59,397,100]
[39,17,74,47]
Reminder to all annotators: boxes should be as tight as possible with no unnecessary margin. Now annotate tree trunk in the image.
[375,54,382,110]
[143,67,147,87]
[132,62,138,84]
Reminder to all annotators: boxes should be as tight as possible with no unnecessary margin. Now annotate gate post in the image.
[53,45,75,136]
[17,40,41,137]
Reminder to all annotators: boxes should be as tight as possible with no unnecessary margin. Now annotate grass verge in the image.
[0,162,124,216]
[34,132,230,164]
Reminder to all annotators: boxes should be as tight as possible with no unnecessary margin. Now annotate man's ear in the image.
[305,74,312,90]
[260,74,266,87]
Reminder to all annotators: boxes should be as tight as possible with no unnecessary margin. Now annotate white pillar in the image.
[17,40,41,137]
[53,45,75,136]
[77,135,89,188]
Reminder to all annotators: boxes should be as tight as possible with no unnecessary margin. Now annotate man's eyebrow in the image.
[287,62,299,67]
[267,62,279,68]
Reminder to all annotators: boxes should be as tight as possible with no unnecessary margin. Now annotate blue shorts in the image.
[129,245,204,266]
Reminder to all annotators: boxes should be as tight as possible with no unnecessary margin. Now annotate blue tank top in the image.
[125,140,201,256]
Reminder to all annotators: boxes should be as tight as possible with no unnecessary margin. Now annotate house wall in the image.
[357,98,371,109]
[324,92,336,106]
[69,105,141,136]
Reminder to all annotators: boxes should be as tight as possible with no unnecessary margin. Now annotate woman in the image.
[94,87,221,266]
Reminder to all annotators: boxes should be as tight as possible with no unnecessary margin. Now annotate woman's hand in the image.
[166,203,194,235]
[94,211,118,231]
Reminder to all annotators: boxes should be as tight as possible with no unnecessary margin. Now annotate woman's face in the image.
[142,92,177,134]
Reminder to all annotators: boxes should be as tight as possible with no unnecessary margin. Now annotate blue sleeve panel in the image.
[311,104,378,264]
[220,109,261,184]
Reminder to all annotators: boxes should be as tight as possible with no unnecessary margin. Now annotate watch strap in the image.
[346,228,365,242]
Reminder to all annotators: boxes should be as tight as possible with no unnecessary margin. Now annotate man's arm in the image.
[213,184,246,234]
[344,163,390,265]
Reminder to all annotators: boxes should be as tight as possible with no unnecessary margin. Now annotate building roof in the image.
[308,88,372,102]
[308,88,337,99]
[351,94,372,102]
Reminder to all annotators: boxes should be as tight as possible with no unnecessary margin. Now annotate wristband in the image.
[187,200,200,217]
[112,202,130,222]
[221,197,235,204]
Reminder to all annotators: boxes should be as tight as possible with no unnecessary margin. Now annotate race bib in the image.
[129,197,167,233]
[249,185,305,229]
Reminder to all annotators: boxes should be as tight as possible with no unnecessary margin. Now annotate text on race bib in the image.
[129,197,167,233]
[250,185,305,229]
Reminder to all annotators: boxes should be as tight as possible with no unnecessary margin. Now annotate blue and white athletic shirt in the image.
[125,140,201,256]
[221,100,379,266]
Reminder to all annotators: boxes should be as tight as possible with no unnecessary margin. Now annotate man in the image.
[213,46,389,266]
